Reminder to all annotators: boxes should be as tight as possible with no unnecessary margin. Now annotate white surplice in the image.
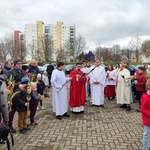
[51,69,70,116]
[105,70,117,86]
[89,65,106,105]
[116,68,133,104]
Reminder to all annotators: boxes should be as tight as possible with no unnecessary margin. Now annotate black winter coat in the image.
[14,89,28,112]
[37,80,45,95]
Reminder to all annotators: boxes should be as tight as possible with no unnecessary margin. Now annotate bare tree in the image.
[141,40,150,57]
[75,34,88,58]
[26,43,37,60]
[57,48,68,62]
[64,34,88,61]
[94,47,101,60]
[43,34,54,63]
[0,38,7,62]
[20,34,26,62]
[128,34,142,62]
[63,40,75,61]
[4,36,15,59]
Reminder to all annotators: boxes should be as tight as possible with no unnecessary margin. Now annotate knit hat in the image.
[37,73,41,78]
[14,59,21,66]
[22,65,28,71]
[21,77,29,84]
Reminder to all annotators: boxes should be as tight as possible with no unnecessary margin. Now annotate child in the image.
[140,80,150,150]
[105,65,117,100]
[14,77,30,134]
[135,67,147,112]
[42,71,49,92]
[37,73,45,110]
[30,82,41,125]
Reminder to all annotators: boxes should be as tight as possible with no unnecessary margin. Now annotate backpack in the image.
[0,124,14,150]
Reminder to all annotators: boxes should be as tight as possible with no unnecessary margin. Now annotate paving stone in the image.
[1,88,144,150]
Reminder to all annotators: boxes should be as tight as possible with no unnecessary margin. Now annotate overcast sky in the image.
[1,0,150,50]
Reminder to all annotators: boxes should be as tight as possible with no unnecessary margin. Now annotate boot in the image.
[126,105,131,111]
[120,104,127,108]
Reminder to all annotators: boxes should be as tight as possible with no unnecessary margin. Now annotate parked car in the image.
[38,63,57,73]
[65,64,75,74]
[134,65,143,71]
[128,65,137,75]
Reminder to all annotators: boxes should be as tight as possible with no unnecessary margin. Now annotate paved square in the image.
[1,89,143,150]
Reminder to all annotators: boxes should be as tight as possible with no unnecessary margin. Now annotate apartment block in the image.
[25,21,76,61]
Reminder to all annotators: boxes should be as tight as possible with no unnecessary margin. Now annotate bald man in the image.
[28,60,40,77]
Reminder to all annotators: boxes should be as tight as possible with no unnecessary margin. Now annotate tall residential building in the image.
[25,21,76,62]
[24,23,37,61]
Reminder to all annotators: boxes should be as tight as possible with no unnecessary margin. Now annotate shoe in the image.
[41,106,45,110]
[108,97,110,100]
[62,113,70,117]
[120,104,127,108]
[126,106,131,111]
[19,129,26,134]
[10,127,16,133]
[56,115,62,120]
[0,140,5,144]
[37,106,39,110]
[100,105,105,108]
[80,111,84,114]
[136,109,140,112]
[31,122,38,126]
[24,127,31,131]
[111,96,115,100]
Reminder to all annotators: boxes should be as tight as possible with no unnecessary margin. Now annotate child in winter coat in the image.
[42,71,49,87]
[14,77,30,134]
[135,67,147,112]
[36,73,45,110]
[30,82,41,125]
[140,80,150,150]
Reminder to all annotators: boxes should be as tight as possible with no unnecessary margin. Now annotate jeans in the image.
[143,126,150,150]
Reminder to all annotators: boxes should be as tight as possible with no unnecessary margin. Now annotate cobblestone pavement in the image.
[1,89,143,150]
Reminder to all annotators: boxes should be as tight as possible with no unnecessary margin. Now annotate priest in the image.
[69,62,86,113]
[89,59,106,107]
[116,63,132,111]
[51,62,71,120]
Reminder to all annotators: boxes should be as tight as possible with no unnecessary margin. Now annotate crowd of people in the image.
[51,60,150,150]
[0,59,52,137]
[0,58,150,149]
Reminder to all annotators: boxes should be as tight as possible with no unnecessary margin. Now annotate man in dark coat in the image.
[8,59,26,133]
[28,60,40,76]
[46,62,54,87]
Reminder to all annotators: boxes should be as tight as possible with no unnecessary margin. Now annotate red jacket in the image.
[135,73,147,92]
[140,93,150,126]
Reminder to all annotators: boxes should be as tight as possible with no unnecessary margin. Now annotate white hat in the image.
[37,73,41,78]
